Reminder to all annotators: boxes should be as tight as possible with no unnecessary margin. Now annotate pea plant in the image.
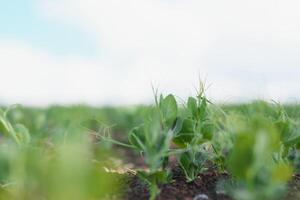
[272,105,300,170]
[99,93,181,200]
[239,101,300,170]
[226,114,293,200]
[97,89,299,200]
[172,87,216,182]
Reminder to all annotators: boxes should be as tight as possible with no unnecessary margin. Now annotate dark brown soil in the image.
[156,167,231,200]
[119,168,300,200]
[106,134,300,200]
[122,167,231,200]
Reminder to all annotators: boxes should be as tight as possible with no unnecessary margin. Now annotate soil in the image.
[107,134,300,200]
[118,167,300,200]
[121,166,231,200]
[114,145,146,168]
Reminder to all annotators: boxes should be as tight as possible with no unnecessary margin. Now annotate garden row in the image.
[101,86,300,200]
[0,87,300,200]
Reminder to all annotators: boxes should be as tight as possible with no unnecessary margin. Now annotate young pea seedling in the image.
[172,87,215,182]
[99,93,180,200]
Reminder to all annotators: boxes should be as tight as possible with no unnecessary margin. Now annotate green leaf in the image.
[172,118,196,147]
[0,113,11,137]
[179,150,207,182]
[227,133,255,180]
[181,119,195,133]
[160,94,178,127]
[198,97,207,120]
[171,117,183,135]
[179,152,191,179]
[201,122,214,141]
[0,111,20,144]
[187,97,197,117]
[173,133,194,148]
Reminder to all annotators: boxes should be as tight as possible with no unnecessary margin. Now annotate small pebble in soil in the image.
[193,193,209,200]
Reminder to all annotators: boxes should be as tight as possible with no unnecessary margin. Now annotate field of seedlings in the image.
[0,87,300,200]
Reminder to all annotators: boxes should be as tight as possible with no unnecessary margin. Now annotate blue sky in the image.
[0,0,98,57]
[0,0,300,106]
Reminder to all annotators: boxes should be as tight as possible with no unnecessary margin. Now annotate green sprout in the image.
[173,85,216,182]
[99,93,180,200]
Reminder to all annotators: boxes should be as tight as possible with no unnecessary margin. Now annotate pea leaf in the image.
[187,97,197,117]
[160,94,177,127]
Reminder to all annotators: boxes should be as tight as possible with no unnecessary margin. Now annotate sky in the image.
[0,0,300,106]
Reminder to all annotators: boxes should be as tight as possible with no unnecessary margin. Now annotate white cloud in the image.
[1,0,300,105]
